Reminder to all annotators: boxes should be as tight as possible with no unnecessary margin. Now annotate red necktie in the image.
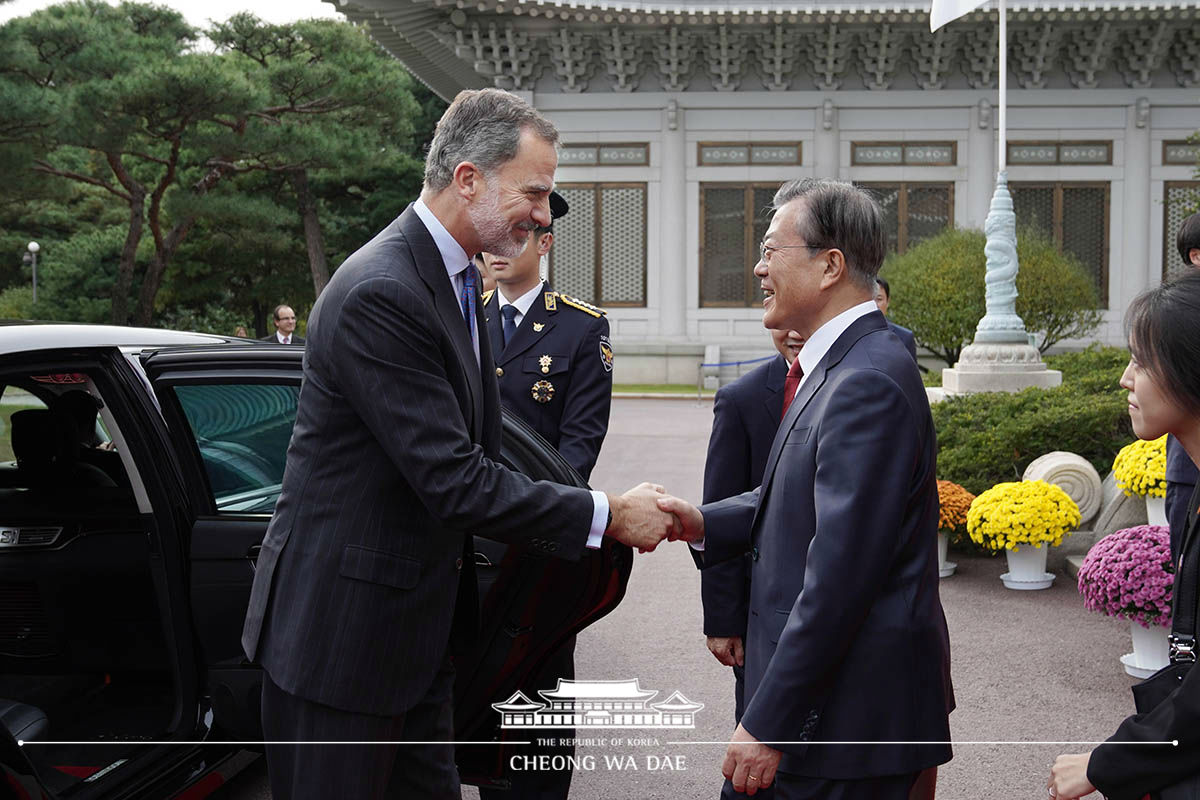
[781,358,804,421]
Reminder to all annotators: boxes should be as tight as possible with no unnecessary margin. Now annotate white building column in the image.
[1119,97,1152,311]
[658,99,687,339]
[966,99,996,229]
[813,98,839,179]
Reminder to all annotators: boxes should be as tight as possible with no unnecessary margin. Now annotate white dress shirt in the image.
[411,199,608,547]
[275,332,292,345]
[791,299,880,401]
[496,281,544,331]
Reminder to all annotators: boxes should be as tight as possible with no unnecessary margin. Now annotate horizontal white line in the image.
[20,739,1180,747]
[666,740,1180,746]
[20,741,529,747]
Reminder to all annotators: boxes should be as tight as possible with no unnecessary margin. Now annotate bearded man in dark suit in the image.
[661,179,953,800]
[241,88,676,800]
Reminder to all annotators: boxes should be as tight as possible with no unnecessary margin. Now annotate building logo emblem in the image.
[492,679,704,729]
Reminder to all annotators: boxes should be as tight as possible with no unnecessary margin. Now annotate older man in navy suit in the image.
[242,88,676,800]
[662,179,953,800]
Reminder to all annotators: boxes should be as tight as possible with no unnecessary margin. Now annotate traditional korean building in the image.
[492,679,704,727]
[329,0,1200,378]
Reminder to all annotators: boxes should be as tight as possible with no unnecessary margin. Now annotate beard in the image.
[469,180,533,259]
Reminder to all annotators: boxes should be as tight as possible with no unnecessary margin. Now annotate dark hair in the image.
[771,178,886,289]
[424,88,558,192]
[876,276,890,298]
[1179,212,1200,266]
[272,304,292,321]
[1126,271,1200,416]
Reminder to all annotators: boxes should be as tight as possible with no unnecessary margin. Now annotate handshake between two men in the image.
[603,482,704,553]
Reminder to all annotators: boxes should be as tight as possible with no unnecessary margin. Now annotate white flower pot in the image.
[937,532,956,578]
[1120,621,1170,679]
[1145,495,1168,528]
[1000,544,1054,590]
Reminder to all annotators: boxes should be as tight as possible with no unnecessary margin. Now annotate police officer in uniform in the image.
[478,192,613,800]
[481,192,613,482]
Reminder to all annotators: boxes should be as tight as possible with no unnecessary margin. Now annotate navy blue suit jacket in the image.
[242,205,594,716]
[698,311,954,778]
[888,321,918,362]
[700,355,787,637]
[484,282,612,482]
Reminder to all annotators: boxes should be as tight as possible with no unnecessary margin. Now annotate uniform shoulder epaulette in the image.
[555,292,606,318]
[481,289,495,306]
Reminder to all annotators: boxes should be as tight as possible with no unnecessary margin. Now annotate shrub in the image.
[883,226,1103,365]
[933,345,1131,496]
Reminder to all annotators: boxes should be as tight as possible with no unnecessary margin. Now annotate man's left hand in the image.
[722,724,780,796]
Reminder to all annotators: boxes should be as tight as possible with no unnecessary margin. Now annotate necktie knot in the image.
[781,358,804,421]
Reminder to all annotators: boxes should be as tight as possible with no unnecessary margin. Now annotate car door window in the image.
[171,383,299,514]
[0,386,48,462]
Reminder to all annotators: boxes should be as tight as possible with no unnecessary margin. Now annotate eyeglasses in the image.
[758,242,825,262]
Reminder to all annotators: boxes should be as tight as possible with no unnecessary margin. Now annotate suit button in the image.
[496,367,504,377]
[751,546,760,561]
[455,557,463,570]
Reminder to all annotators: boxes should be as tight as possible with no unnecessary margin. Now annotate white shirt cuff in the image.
[689,539,705,552]
[587,490,608,549]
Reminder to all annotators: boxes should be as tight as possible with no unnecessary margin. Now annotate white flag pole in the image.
[998,0,1006,171]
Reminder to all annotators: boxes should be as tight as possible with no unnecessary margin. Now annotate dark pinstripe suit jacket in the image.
[241,204,595,716]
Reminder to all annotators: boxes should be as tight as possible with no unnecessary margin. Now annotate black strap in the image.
[1168,480,1200,663]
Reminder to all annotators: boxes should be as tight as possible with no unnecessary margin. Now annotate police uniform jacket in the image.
[483,281,613,482]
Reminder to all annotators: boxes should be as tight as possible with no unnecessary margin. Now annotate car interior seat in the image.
[11,409,116,489]
[0,698,48,741]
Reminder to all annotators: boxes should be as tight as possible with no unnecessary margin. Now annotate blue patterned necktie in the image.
[501,304,518,347]
[460,262,478,342]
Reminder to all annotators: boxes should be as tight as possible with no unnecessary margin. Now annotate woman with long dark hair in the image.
[1048,271,1200,799]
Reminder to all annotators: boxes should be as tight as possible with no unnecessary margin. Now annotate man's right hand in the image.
[706,636,744,667]
[605,483,681,553]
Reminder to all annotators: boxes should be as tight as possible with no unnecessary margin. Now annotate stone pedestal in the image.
[942,172,1064,396]
[942,342,1062,394]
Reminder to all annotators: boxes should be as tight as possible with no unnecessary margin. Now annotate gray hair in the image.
[423,88,559,192]
[771,178,886,289]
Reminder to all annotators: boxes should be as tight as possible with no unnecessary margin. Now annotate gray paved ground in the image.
[217,397,1138,800]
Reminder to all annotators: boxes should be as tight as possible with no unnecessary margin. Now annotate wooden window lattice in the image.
[550,183,646,307]
[1010,181,1110,305]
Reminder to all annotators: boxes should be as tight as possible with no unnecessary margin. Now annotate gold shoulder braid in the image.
[555,292,606,318]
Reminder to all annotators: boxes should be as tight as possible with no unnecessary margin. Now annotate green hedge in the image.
[883,227,1103,366]
[933,346,1131,497]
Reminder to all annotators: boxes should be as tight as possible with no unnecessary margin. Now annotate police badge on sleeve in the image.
[599,335,614,373]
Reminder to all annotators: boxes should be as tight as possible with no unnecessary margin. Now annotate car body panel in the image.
[0,324,631,796]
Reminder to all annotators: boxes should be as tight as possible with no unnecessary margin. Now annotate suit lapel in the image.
[762,355,786,424]
[483,291,504,364]
[498,282,556,366]
[399,205,484,440]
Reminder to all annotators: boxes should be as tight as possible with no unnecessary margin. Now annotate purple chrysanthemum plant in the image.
[1077,525,1174,629]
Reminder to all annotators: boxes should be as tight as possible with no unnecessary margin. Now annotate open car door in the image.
[142,343,632,777]
[454,422,633,785]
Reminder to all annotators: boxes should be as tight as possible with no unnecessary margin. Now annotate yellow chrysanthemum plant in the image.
[967,480,1082,552]
[1111,435,1168,499]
